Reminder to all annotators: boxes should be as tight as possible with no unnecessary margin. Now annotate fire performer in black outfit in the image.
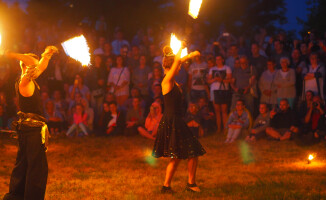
[3,46,58,200]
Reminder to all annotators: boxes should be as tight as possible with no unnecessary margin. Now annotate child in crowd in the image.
[137,102,162,140]
[185,102,203,138]
[66,104,89,137]
[225,100,251,143]
[246,103,270,142]
[106,101,125,136]
[197,97,216,135]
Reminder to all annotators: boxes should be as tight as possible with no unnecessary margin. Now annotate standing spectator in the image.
[69,74,91,101]
[125,97,145,135]
[111,29,130,56]
[132,55,151,97]
[250,43,267,79]
[106,101,125,136]
[245,103,270,142]
[207,55,232,132]
[266,99,299,141]
[231,56,257,115]
[269,40,290,69]
[188,54,208,102]
[259,59,277,108]
[291,49,307,98]
[225,44,240,70]
[137,102,162,140]
[66,104,89,137]
[225,100,251,143]
[302,53,325,100]
[107,56,130,107]
[274,57,296,108]
[85,55,106,114]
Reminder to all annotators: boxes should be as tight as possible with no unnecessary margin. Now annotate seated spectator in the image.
[52,90,68,121]
[44,100,64,136]
[246,103,270,142]
[266,99,299,141]
[69,74,91,101]
[125,97,145,135]
[184,102,203,138]
[301,95,325,134]
[0,104,8,130]
[273,57,296,108]
[97,101,111,136]
[148,66,163,98]
[106,101,125,136]
[198,97,216,135]
[298,90,314,124]
[123,87,146,111]
[81,98,94,132]
[314,111,326,140]
[225,100,251,143]
[66,104,89,137]
[137,102,162,140]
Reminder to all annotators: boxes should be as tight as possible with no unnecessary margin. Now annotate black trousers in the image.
[3,127,48,200]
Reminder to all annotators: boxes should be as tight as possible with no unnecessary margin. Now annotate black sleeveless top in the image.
[163,83,183,116]
[18,81,44,117]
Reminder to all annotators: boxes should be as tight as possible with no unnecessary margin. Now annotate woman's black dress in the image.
[152,83,206,159]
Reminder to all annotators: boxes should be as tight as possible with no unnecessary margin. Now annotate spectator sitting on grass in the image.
[106,101,125,136]
[197,97,216,135]
[266,99,298,141]
[66,104,88,137]
[137,102,162,140]
[225,100,251,143]
[301,95,325,136]
[81,98,94,133]
[246,103,270,142]
[44,100,64,136]
[124,97,145,135]
[185,102,204,138]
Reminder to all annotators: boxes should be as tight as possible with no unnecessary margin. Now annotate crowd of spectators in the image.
[0,17,326,144]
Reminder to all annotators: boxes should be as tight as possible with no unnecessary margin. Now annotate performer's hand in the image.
[191,51,200,57]
[44,46,59,55]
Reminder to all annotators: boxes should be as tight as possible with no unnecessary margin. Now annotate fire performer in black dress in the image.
[152,45,206,193]
[3,46,58,200]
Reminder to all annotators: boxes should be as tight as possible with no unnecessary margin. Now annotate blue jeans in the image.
[66,123,88,136]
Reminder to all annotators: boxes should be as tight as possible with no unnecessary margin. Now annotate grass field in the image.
[1,134,326,200]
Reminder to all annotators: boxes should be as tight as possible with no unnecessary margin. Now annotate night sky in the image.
[4,0,309,35]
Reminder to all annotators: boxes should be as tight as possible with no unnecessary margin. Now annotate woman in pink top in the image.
[66,104,89,136]
[138,102,162,140]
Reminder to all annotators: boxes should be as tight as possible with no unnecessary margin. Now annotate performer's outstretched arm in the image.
[5,51,39,66]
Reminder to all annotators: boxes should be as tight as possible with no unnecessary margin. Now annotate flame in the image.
[169,33,188,58]
[308,154,314,161]
[0,33,2,47]
[61,35,90,66]
[188,0,203,19]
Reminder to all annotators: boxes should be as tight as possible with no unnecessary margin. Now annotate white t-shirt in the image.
[188,62,208,91]
[209,65,232,91]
